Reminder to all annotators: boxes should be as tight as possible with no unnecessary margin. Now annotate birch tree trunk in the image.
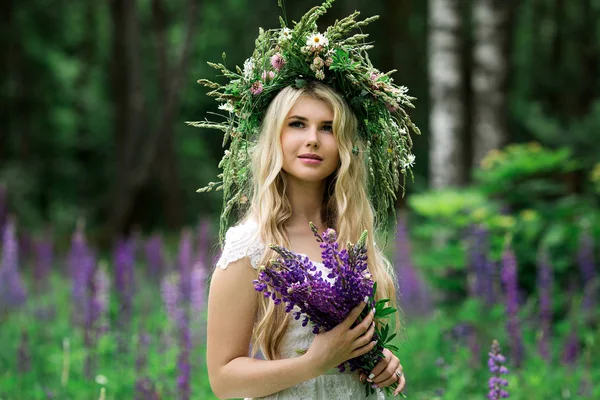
[428,0,466,189]
[471,0,511,168]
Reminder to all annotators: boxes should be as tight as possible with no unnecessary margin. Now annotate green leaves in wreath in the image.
[329,48,359,72]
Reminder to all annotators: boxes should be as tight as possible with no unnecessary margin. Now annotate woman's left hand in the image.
[359,348,406,397]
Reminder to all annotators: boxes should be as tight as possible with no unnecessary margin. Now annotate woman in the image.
[195,2,419,398]
[207,82,405,399]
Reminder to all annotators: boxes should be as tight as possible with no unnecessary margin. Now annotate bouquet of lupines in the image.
[253,223,403,398]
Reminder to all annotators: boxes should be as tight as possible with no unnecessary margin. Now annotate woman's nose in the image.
[305,126,319,148]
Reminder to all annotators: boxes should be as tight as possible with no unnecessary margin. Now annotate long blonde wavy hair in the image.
[239,81,400,360]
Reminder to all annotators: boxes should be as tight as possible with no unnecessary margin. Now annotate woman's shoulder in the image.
[215,218,265,270]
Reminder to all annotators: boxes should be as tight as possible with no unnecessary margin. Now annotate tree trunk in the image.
[471,0,511,168]
[106,0,198,239]
[107,0,145,239]
[428,0,467,189]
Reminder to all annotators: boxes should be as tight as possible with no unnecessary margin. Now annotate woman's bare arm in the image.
[206,257,321,399]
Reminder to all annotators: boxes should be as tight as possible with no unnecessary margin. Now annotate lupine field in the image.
[2,145,600,400]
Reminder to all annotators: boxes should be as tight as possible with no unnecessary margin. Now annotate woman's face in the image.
[280,96,340,184]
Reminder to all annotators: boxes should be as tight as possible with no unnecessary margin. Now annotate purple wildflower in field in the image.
[561,329,579,366]
[190,261,207,316]
[578,225,597,315]
[469,225,496,305]
[177,318,192,400]
[33,229,54,291]
[394,212,431,316]
[92,264,111,337]
[178,228,193,304]
[135,331,151,372]
[501,238,523,368]
[161,274,191,400]
[487,339,509,399]
[162,275,183,324]
[83,251,99,379]
[254,224,401,397]
[536,247,553,361]
[114,237,136,331]
[135,377,159,400]
[68,224,95,327]
[145,234,165,280]
[0,217,27,310]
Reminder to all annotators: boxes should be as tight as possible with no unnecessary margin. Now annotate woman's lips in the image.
[298,157,323,165]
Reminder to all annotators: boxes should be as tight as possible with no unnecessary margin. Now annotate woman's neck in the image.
[284,175,326,231]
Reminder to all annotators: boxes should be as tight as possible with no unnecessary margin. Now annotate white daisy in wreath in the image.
[306,32,329,50]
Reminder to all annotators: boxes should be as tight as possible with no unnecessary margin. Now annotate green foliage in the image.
[409,143,600,302]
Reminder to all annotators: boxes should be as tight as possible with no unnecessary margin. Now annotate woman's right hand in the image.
[304,301,376,374]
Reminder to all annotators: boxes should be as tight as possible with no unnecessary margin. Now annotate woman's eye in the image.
[322,125,333,132]
[289,121,305,128]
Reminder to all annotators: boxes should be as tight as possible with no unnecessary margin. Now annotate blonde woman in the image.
[206,82,406,399]
[196,3,419,399]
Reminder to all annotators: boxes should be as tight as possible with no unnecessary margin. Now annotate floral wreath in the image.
[188,0,420,242]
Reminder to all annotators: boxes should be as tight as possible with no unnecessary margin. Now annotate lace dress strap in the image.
[216,219,265,270]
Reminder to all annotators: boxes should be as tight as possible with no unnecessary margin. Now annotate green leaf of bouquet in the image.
[386,344,399,352]
[376,308,397,318]
[376,298,390,305]
[386,333,397,343]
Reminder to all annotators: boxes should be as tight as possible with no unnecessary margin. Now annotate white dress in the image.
[216,219,387,400]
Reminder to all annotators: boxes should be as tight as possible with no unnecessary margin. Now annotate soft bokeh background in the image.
[1,0,599,399]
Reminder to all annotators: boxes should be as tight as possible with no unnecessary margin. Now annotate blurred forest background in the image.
[1,0,599,242]
[1,0,600,399]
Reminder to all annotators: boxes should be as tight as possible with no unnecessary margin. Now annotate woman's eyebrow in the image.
[287,115,333,124]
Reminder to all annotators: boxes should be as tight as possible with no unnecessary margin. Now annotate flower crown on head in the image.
[187,0,420,242]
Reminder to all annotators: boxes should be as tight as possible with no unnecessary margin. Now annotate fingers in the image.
[349,308,374,339]
[372,358,400,388]
[367,348,393,381]
[342,300,369,329]
[393,375,406,397]
[353,319,375,349]
[350,339,376,358]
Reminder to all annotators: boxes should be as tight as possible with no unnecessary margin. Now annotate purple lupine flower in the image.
[68,223,95,327]
[135,377,159,400]
[487,340,509,399]
[135,330,151,372]
[469,225,496,305]
[190,262,207,316]
[536,247,553,361]
[92,263,111,337]
[253,225,398,394]
[33,228,54,292]
[0,217,27,310]
[161,275,182,324]
[578,225,597,315]
[394,212,431,316]
[17,330,31,373]
[161,274,191,400]
[145,234,165,280]
[83,252,99,379]
[561,329,579,366]
[178,228,193,304]
[114,237,136,332]
[501,239,524,368]
[177,318,192,400]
